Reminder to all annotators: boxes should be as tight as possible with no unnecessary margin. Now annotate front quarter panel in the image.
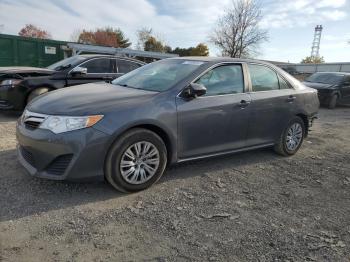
[300,88,320,116]
[94,92,178,163]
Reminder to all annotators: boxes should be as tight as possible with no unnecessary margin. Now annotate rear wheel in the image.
[327,94,338,109]
[27,87,50,104]
[105,128,167,193]
[274,116,305,156]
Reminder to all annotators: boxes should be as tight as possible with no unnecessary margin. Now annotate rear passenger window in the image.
[117,60,140,74]
[82,58,113,73]
[196,64,244,96]
[248,64,279,91]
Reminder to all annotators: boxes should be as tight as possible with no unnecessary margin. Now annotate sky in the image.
[0,0,349,63]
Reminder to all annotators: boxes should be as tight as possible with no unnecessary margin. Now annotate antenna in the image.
[311,25,323,58]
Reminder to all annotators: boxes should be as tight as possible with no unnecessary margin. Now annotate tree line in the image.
[12,0,333,62]
[17,24,209,57]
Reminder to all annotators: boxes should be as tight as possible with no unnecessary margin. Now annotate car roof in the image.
[312,71,350,75]
[169,56,275,65]
[77,54,145,64]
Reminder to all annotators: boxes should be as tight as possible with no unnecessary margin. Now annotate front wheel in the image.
[27,87,50,104]
[274,117,305,156]
[105,128,167,193]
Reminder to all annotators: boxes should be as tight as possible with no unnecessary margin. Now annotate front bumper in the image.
[16,121,110,181]
[316,89,336,105]
[0,100,14,110]
[0,85,26,111]
[308,114,317,128]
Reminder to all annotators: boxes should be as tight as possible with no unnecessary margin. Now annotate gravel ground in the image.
[0,108,350,261]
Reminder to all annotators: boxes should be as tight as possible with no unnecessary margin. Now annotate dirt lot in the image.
[0,108,349,261]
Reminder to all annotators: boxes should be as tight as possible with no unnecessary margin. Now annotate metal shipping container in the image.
[0,33,68,67]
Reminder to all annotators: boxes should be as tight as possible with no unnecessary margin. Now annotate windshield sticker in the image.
[182,61,204,66]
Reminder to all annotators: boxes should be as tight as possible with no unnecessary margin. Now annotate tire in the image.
[105,128,167,193]
[274,116,305,156]
[327,94,338,109]
[27,87,50,104]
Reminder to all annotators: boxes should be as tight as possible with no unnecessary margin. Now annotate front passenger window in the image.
[196,64,244,96]
[248,64,279,92]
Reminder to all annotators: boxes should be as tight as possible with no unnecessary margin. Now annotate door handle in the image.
[238,100,250,108]
[286,96,296,102]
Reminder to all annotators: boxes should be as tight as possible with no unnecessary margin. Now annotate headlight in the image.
[0,79,22,89]
[40,115,103,134]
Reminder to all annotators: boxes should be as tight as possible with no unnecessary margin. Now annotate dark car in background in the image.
[0,55,145,111]
[303,72,350,109]
[17,57,319,192]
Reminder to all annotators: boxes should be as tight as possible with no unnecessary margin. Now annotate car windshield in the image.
[112,59,205,92]
[305,73,344,84]
[47,56,86,71]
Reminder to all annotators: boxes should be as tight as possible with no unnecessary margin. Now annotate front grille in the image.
[22,110,47,130]
[24,120,41,129]
[20,146,35,167]
[46,154,73,176]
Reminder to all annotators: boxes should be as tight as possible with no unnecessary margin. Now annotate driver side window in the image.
[196,64,244,96]
[81,58,113,73]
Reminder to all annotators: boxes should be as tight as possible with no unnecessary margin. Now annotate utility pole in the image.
[310,25,323,58]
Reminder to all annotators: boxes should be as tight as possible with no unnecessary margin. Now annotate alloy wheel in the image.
[285,123,303,151]
[120,141,160,185]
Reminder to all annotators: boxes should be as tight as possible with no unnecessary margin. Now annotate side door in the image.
[245,63,298,146]
[339,75,350,104]
[116,59,142,79]
[176,63,252,159]
[66,58,115,86]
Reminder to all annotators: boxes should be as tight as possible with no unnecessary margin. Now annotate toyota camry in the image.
[16,57,319,192]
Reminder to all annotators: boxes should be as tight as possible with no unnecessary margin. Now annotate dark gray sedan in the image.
[16,57,319,192]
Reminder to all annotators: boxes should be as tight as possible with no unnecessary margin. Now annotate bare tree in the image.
[0,24,4,33]
[210,0,268,58]
[70,29,83,42]
[136,27,153,50]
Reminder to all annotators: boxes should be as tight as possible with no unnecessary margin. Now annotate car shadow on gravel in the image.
[164,147,277,182]
[0,146,280,222]
[0,148,119,222]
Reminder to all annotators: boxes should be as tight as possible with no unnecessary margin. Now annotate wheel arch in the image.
[25,86,55,104]
[296,113,309,137]
[106,122,176,166]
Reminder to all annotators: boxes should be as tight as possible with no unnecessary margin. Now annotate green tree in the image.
[144,36,166,52]
[190,43,209,56]
[170,43,209,57]
[170,47,191,56]
[301,56,325,64]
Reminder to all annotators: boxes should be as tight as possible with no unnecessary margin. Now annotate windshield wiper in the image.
[118,83,137,89]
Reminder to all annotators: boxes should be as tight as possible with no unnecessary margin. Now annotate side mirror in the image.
[181,83,207,99]
[71,66,87,75]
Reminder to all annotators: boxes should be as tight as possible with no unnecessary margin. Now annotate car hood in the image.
[0,66,54,75]
[302,81,336,89]
[27,82,158,115]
